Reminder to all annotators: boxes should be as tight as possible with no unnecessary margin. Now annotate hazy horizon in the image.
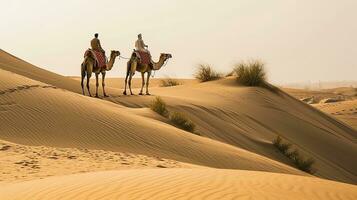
[1,0,356,84]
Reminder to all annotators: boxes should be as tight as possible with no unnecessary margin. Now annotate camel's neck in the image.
[152,57,166,70]
[106,55,116,71]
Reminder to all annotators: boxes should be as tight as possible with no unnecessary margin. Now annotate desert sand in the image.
[0,49,356,199]
[284,87,357,129]
[1,169,357,200]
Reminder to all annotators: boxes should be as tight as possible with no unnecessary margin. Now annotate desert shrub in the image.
[160,78,181,87]
[169,111,196,132]
[195,64,222,82]
[273,136,292,154]
[150,97,169,117]
[234,60,266,86]
[272,136,315,174]
[285,149,299,160]
[150,97,198,134]
[295,157,315,173]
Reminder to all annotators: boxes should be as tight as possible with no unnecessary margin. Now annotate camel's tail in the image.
[126,60,131,76]
[82,61,89,82]
[81,62,85,76]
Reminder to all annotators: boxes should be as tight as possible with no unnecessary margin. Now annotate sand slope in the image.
[105,79,357,184]
[0,68,302,175]
[315,99,357,130]
[0,49,85,93]
[0,48,356,200]
[0,139,195,183]
[1,50,356,184]
[1,169,356,200]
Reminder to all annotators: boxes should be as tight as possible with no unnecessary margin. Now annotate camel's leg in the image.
[86,73,92,97]
[146,71,151,95]
[102,71,108,97]
[81,64,86,95]
[95,73,99,98]
[123,70,129,95]
[128,72,134,95]
[139,72,145,95]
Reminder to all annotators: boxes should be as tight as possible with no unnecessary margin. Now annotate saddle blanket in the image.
[84,49,106,69]
[137,51,151,65]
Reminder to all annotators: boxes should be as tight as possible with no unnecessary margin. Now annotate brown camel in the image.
[123,53,172,95]
[81,50,120,97]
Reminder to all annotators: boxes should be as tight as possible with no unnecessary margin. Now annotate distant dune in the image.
[0,49,356,199]
[284,87,357,129]
[281,81,357,90]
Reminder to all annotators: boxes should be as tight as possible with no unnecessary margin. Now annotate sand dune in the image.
[315,99,357,130]
[284,87,357,103]
[0,68,302,175]
[104,79,357,184]
[0,49,356,198]
[284,86,357,129]
[1,169,356,200]
[0,49,84,93]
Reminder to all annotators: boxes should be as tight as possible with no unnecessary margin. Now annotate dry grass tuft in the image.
[169,111,196,133]
[195,64,222,82]
[234,60,266,86]
[233,60,281,93]
[150,97,169,117]
[273,136,315,174]
[160,78,181,87]
[150,97,197,134]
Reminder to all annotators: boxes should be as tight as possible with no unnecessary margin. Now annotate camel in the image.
[81,50,120,97]
[123,52,172,95]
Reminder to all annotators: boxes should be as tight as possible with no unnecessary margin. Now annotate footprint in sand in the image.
[7,88,16,93]
[67,155,77,159]
[0,145,11,151]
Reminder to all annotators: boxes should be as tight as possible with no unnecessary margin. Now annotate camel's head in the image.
[111,50,120,58]
[160,53,172,61]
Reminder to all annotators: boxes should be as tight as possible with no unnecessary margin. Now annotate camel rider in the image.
[90,33,107,68]
[135,34,150,53]
[135,34,153,68]
[91,33,106,56]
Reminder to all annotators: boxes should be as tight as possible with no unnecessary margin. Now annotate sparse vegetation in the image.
[234,60,266,86]
[233,60,280,93]
[150,97,197,134]
[273,136,315,174]
[160,78,181,87]
[195,64,222,82]
[169,111,196,132]
[273,136,292,154]
[150,97,169,117]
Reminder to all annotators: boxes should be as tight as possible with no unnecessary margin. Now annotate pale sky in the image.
[1,0,356,83]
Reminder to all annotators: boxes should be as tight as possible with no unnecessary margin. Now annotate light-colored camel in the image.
[123,53,172,95]
[81,50,120,97]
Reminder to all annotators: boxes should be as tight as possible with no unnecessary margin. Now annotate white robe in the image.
[135,39,148,52]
